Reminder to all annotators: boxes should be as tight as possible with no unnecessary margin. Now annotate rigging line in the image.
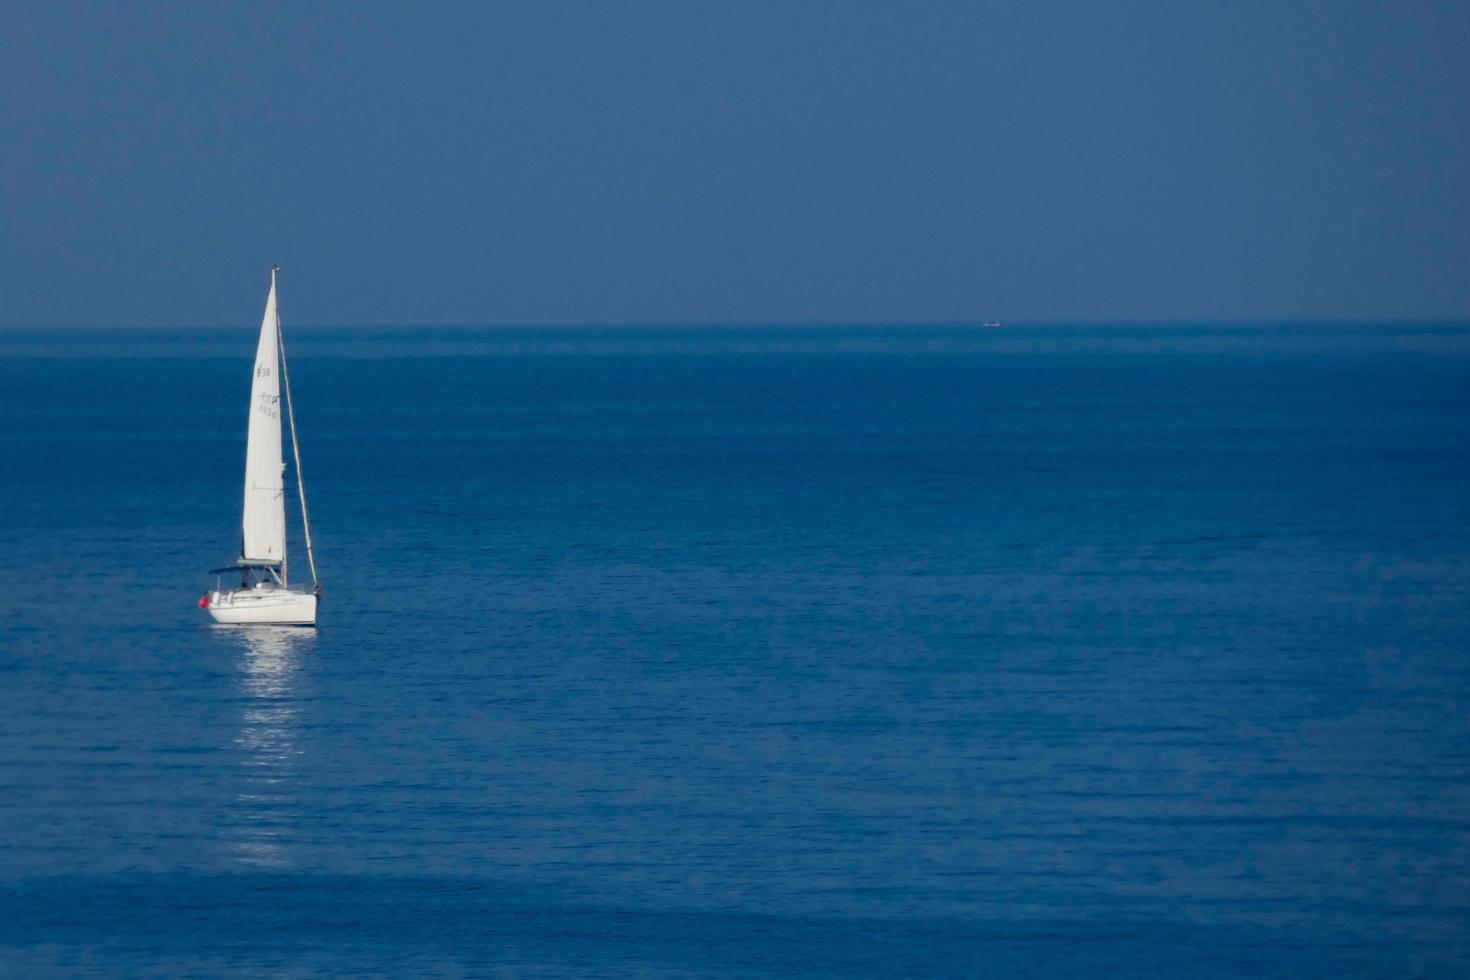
[276,281,319,589]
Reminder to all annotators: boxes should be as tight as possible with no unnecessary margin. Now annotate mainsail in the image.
[241,271,287,564]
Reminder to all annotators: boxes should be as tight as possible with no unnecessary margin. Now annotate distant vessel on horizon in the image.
[200,267,320,626]
[982,320,1003,329]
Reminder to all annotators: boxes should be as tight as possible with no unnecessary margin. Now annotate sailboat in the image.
[200,267,320,626]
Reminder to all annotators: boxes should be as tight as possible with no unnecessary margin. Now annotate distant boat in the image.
[982,320,1003,329]
[200,267,320,626]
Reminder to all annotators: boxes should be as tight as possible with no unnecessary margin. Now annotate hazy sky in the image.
[2,1,1467,327]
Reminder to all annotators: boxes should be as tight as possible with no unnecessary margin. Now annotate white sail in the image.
[241,271,286,565]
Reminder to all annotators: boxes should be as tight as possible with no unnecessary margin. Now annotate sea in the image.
[1,324,1467,977]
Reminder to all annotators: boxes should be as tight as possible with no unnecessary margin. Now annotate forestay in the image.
[241,272,286,564]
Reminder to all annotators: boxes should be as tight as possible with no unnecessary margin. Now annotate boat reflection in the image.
[223,625,314,868]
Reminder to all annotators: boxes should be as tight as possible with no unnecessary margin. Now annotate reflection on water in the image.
[221,626,314,869]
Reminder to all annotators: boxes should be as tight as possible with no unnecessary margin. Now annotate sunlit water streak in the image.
[222,627,313,869]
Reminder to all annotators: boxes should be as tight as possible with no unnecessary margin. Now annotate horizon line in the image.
[3,317,1469,333]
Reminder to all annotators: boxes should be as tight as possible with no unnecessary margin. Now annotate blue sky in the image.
[1,1,1466,327]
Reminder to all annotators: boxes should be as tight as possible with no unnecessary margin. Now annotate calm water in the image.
[2,325,1468,976]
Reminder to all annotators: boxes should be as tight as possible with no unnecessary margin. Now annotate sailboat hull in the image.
[207,588,317,626]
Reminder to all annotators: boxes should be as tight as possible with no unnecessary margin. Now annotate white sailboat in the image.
[201,267,320,626]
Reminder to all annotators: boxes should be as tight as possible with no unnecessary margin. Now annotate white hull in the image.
[207,588,317,626]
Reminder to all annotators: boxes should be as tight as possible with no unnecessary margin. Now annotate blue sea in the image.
[2,324,1468,976]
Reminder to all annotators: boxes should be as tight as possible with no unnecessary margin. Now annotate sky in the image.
[1,1,1467,328]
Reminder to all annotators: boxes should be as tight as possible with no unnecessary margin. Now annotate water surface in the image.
[2,325,1468,975]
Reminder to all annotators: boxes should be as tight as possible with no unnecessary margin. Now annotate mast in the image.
[274,268,320,591]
